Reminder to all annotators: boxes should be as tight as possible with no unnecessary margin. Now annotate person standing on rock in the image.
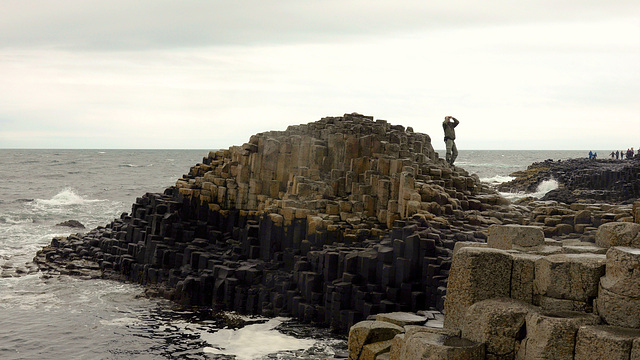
[443,116,459,165]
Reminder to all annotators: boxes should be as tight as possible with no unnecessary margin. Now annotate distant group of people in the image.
[608,148,639,160]
[588,151,598,159]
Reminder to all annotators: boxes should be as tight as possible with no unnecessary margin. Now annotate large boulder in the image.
[574,325,640,360]
[596,246,640,328]
[487,225,544,250]
[510,253,542,304]
[348,321,404,360]
[444,247,513,330]
[533,253,606,302]
[517,311,601,359]
[461,298,537,359]
[600,246,640,298]
[398,332,484,360]
[595,222,640,248]
[596,283,640,329]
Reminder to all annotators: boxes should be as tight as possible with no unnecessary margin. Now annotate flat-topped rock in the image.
[375,312,427,327]
[487,224,544,250]
[596,222,640,248]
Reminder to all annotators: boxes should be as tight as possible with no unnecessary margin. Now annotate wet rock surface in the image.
[499,157,640,203]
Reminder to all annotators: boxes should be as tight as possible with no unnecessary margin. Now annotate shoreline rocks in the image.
[35,113,509,334]
[498,157,640,204]
[349,220,640,359]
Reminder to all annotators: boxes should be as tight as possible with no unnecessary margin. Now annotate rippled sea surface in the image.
[0,149,588,359]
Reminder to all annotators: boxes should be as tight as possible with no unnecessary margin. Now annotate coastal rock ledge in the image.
[35,113,510,334]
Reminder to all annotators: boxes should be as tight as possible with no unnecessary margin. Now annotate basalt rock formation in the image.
[35,113,515,333]
[348,213,640,359]
[498,158,640,204]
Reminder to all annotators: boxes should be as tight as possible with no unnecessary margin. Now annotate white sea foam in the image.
[100,317,141,326]
[532,179,559,198]
[499,179,559,201]
[198,317,316,360]
[0,214,34,225]
[35,188,103,207]
[480,175,515,184]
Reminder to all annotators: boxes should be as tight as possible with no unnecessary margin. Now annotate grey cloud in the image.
[2,0,639,50]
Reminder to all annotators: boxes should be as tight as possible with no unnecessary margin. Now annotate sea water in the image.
[0,149,589,359]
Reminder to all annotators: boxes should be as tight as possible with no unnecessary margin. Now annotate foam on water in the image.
[480,175,516,185]
[532,179,559,197]
[198,317,317,359]
[35,188,104,207]
[499,178,559,201]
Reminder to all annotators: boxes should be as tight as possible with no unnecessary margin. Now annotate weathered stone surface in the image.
[562,244,607,254]
[452,241,487,256]
[461,298,537,359]
[510,253,542,304]
[600,246,640,298]
[399,332,485,360]
[487,224,544,250]
[575,209,593,224]
[533,253,606,302]
[596,222,640,248]
[596,283,640,329]
[517,311,601,360]
[348,321,404,360]
[633,200,640,224]
[574,325,640,360]
[632,337,640,359]
[444,247,513,330]
[375,312,426,327]
[538,296,592,312]
[388,334,405,360]
[360,339,393,360]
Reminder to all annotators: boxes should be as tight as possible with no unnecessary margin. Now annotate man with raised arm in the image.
[443,115,460,165]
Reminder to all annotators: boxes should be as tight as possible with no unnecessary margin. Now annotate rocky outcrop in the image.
[56,220,85,228]
[36,113,514,334]
[499,158,640,203]
[348,222,640,359]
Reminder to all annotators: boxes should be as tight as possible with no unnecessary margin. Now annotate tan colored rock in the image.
[360,339,393,360]
[537,295,591,312]
[444,247,513,330]
[510,253,542,304]
[348,321,404,360]
[596,283,640,329]
[375,312,426,327]
[517,311,601,360]
[575,325,640,360]
[600,246,640,298]
[461,298,537,359]
[399,332,485,360]
[630,339,640,360]
[451,241,487,257]
[562,244,607,254]
[596,222,640,248]
[634,200,640,224]
[487,225,544,250]
[389,334,405,360]
[534,253,606,302]
[575,209,593,225]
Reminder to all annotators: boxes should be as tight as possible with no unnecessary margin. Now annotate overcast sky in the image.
[1,1,638,150]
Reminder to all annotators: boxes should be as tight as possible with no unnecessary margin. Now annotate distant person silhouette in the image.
[442,116,459,165]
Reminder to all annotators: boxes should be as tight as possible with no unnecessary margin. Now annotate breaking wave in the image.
[34,188,104,207]
[480,175,515,185]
